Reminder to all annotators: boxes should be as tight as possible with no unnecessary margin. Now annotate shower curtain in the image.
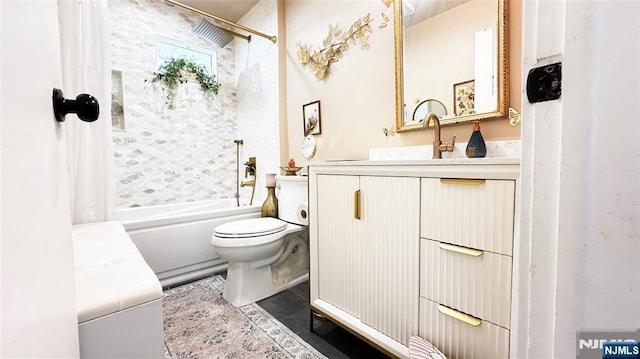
[58,0,115,224]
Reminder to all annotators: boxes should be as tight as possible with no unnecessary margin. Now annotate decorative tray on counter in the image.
[280,166,302,176]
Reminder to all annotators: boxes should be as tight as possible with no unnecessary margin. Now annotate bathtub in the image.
[113,199,261,287]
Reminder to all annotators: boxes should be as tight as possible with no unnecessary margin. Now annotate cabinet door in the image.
[316,175,362,318]
[359,176,420,346]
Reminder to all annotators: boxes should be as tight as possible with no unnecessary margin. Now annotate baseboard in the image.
[159,262,228,288]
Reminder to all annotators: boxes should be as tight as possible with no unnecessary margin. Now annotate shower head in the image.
[193,18,246,48]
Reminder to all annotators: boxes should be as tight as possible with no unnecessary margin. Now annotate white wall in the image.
[517,1,640,357]
[234,0,281,205]
[0,1,79,357]
[285,0,397,162]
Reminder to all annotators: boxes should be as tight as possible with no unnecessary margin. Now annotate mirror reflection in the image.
[411,99,447,125]
[395,0,508,132]
[301,135,317,159]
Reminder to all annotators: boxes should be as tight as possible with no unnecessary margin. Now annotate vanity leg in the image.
[310,309,328,333]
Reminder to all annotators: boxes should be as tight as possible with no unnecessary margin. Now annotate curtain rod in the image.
[165,0,277,44]
[219,27,252,43]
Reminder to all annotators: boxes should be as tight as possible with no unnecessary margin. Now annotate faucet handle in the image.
[440,134,456,153]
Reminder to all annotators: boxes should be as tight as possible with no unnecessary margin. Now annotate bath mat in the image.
[163,275,327,359]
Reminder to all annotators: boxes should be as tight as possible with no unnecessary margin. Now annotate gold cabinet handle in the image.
[354,190,361,219]
[440,178,486,185]
[437,304,482,327]
[439,242,484,257]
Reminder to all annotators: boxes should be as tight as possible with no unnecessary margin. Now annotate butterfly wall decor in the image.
[383,125,396,137]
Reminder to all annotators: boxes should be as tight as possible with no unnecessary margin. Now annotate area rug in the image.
[163,275,327,359]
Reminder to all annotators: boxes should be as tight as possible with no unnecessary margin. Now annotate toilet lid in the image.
[213,217,286,238]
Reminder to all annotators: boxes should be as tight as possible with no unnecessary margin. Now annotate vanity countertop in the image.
[307,157,520,181]
[309,140,520,167]
[316,157,520,166]
[311,157,519,166]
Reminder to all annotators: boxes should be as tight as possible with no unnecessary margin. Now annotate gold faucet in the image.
[241,180,255,187]
[423,112,456,159]
[243,157,256,177]
[240,156,257,205]
[241,157,256,187]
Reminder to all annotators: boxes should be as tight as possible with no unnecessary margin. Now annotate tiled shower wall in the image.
[109,0,238,208]
[234,0,281,207]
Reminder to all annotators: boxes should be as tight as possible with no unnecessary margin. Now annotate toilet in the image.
[211,175,309,307]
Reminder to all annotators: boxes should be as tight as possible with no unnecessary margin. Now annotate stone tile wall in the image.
[109,0,239,208]
[233,0,281,207]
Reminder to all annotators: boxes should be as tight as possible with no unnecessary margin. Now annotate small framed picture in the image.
[453,80,475,116]
[303,100,321,136]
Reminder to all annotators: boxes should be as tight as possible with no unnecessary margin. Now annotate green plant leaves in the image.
[149,58,220,109]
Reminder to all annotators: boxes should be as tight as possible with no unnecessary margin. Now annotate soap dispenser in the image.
[465,120,486,158]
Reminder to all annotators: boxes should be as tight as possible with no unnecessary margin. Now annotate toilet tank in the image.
[276,175,308,225]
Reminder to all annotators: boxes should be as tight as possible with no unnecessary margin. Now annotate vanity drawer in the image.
[420,178,515,256]
[419,298,510,359]
[420,239,512,328]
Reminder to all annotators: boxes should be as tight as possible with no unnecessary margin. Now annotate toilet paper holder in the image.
[296,202,309,225]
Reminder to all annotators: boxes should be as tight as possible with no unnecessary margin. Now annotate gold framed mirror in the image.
[394,0,509,132]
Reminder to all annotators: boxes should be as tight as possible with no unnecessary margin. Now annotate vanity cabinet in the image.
[313,174,420,348]
[308,163,519,359]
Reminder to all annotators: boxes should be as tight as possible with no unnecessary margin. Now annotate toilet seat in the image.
[212,218,291,247]
[214,217,286,238]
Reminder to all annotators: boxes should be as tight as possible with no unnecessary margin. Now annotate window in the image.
[156,36,217,77]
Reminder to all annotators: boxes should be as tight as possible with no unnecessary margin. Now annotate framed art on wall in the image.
[453,80,476,116]
[303,100,321,136]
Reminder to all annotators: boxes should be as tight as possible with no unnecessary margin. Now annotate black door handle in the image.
[52,88,100,122]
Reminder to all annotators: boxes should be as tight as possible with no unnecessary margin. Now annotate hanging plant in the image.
[147,58,220,109]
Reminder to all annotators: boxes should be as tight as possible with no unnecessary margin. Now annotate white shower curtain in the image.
[58,0,116,224]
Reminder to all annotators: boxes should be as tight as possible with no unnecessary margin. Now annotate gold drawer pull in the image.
[439,242,484,257]
[440,178,486,185]
[354,190,361,219]
[438,305,482,327]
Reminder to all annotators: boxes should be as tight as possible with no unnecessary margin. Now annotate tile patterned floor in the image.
[257,280,391,359]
